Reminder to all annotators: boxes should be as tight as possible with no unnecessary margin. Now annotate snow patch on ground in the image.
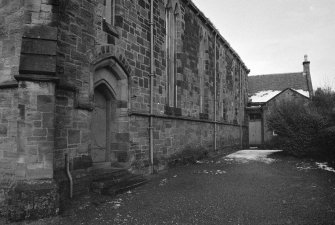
[159,178,168,186]
[107,198,123,209]
[193,170,226,175]
[316,162,335,173]
[296,162,314,171]
[296,162,335,173]
[78,202,90,210]
[196,160,214,164]
[224,150,282,164]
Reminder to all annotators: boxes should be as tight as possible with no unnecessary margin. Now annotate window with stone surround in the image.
[165,1,179,107]
[199,59,204,113]
[198,31,207,114]
[222,99,228,121]
[104,0,115,26]
[103,0,119,38]
[220,80,224,119]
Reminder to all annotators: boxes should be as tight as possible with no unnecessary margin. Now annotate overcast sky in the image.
[192,0,335,90]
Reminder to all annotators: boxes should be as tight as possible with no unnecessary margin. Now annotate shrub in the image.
[314,126,335,157]
[266,87,335,162]
[266,100,325,156]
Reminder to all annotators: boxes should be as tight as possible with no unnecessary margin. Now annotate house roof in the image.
[249,88,310,105]
[248,72,310,103]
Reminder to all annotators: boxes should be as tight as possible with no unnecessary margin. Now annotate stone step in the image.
[91,168,129,181]
[91,173,135,189]
[90,169,148,195]
[104,179,148,196]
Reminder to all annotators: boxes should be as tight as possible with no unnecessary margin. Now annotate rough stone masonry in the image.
[0,0,249,221]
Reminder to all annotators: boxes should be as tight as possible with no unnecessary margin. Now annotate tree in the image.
[266,99,325,156]
[312,87,335,126]
[266,87,335,160]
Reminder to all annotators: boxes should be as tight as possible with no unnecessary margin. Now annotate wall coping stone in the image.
[0,80,19,89]
[14,75,60,83]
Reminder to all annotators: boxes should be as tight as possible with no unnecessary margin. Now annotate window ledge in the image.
[164,105,182,116]
[199,113,209,120]
[0,80,18,89]
[103,19,119,38]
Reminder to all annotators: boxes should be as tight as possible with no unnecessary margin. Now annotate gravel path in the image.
[10,150,335,225]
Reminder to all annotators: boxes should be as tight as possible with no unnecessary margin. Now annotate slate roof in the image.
[248,72,311,103]
[248,72,309,95]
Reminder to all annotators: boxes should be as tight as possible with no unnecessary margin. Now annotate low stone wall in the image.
[129,114,248,173]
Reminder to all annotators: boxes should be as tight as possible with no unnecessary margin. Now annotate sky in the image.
[192,0,335,90]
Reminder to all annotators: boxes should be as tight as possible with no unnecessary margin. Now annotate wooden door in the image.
[92,89,107,162]
[249,120,262,145]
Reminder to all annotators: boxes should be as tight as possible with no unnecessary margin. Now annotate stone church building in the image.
[0,0,249,220]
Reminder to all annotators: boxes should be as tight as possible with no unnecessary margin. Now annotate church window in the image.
[105,0,115,26]
[166,1,179,107]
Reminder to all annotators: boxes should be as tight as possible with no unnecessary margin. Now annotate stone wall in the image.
[0,0,250,220]
[52,0,249,172]
[0,0,25,82]
[0,0,60,220]
[0,0,25,217]
[54,89,92,170]
[121,0,249,169]
[0,88,19,216]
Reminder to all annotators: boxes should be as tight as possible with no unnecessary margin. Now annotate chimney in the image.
[303,55,313,97]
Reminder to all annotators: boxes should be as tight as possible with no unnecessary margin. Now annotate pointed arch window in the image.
[165,1,179,107]
[105,0,115,26]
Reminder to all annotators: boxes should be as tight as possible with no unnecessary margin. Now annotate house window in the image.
[105,0,115,26]
[165,1,179,107]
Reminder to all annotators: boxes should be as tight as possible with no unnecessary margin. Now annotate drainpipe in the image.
[239,68,243,149]
[149,0,154,173]
[214,33,217,151]
[65,153,73,199]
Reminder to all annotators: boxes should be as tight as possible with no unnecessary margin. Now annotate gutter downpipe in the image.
[65,153,73,198]
[239,68,243,149]
[214,33,217,151]
[149,0,154,174]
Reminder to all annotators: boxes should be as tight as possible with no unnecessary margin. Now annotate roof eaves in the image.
[265,88,310,104]
[249,72,303,77]
[265,88,291,104]
[289,88,310,100]
[182,0,250,73]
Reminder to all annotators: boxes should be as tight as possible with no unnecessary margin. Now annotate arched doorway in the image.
[91,57,130,166]
[92,83,113,163]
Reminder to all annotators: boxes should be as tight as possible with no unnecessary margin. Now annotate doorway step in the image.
[90,168,148,196]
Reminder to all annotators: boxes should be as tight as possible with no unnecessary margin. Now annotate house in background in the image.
[247,55,313,146]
